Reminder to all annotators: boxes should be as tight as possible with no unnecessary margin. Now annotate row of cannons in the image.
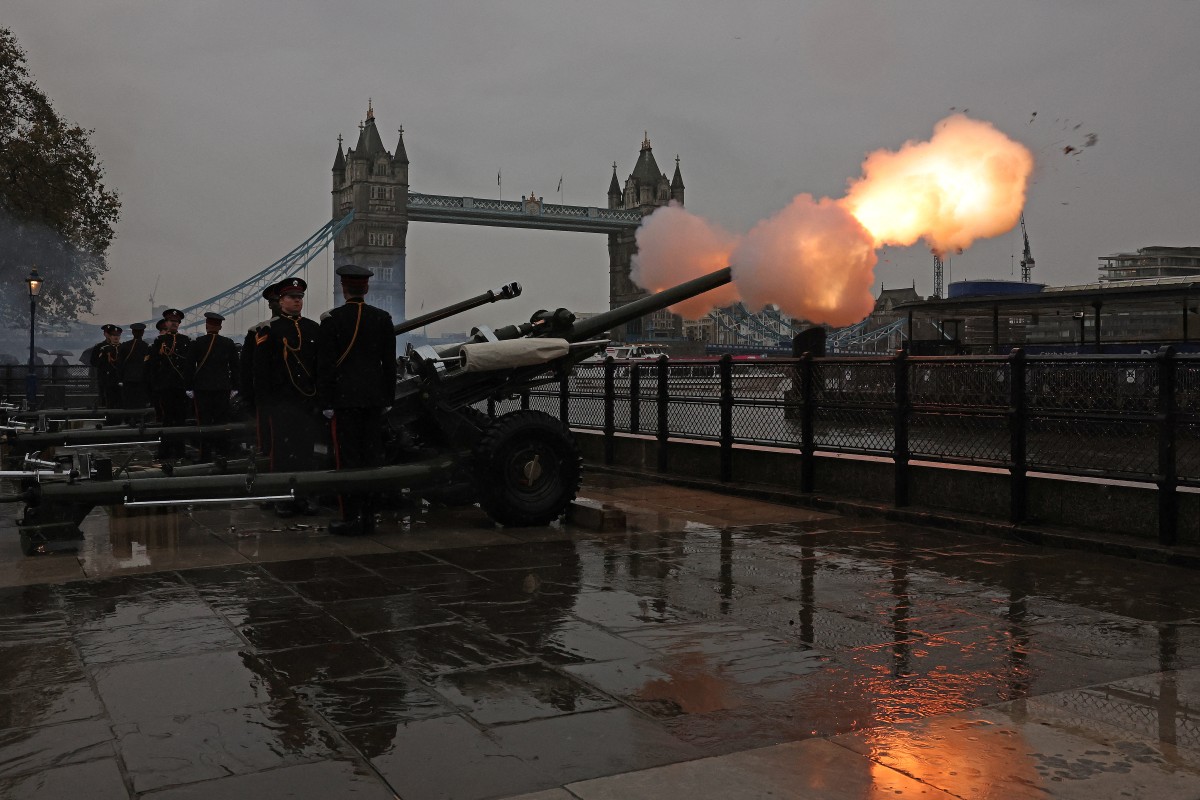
[1,268,733,556]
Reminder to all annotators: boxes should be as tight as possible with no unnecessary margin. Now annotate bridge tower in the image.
[332,101,408,321]
[608,133,685,341]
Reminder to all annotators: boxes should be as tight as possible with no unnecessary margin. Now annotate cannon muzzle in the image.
[395,282,522,336]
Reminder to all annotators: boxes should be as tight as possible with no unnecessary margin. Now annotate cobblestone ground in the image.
[2,475,1200,799]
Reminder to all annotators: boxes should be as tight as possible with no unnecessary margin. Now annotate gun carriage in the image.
[2,267,732,555]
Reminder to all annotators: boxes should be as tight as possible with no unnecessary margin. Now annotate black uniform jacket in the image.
[145,333,192,390]
[189,333,239,392]
[116,338,150,383]
[253,314,320,405]
[90,341,120,384]
[317,301,397,409]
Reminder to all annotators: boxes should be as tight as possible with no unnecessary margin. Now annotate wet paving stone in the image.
[8,496,1200,796]
[834,701,1200,800]
[371,561,484,589]
[57,572,185,602]
[345,713,556,799]
[0,681,104,732]
[294,671,452,730]
[93,649,285,723]
[348,549,440,570]
[493,706,703,785]
[261,556,373,582]
[0,585,61,617]
[239,613,355,651]
[255,640,395,686]
[142,758,396,800]
[0,758,128,800]
[0,611,71,643]
[322,592,455,634]
[436,541,585,572]
[115,697,342,794]
[179,564,297,602]
[431,662,616,726]
[366,622,531,677]
[566,588,697,631]
[508,619,658,665]
[76,614,243,665]
[0,718,116,779]
[210,594,324,627]
[290,574,404,603]
[0,640,87,692]
[69,589,219,632]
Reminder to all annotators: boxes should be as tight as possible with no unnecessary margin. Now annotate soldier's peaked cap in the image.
[162,308,184,321]
[130,322,147,331]
[101,324,122,334]
[261,282,281,301]
[336,264,374,280]
[278,277,307,295]
[155,319,168,331]
[203,311,225,322]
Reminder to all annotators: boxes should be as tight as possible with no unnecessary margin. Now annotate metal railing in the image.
[1,364,95,403]
[484,348,1200,545]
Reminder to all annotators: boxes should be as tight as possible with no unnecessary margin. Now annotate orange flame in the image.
[630,114,1033,326]
[841,114,1034,255]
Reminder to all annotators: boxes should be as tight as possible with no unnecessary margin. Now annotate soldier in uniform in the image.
[146,308,191,460]
[187,311,240,462]
[89,324,123,408]
[117,322,151,415]
[252,276,320,515]
[240,282,281,457]
[317,265,397,536]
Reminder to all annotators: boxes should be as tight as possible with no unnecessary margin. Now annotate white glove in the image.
[322,409,334,419]
[230,390,238,399]
[185,390,194,399]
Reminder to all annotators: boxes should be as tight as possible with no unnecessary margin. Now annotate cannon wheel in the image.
[473,410,581,527]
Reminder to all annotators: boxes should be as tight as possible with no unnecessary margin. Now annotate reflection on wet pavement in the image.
[1,473,1200,797]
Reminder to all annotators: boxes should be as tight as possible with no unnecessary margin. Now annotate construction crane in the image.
[148,274,161,319]
[1020,214,1035,283]
[933,252,945,298]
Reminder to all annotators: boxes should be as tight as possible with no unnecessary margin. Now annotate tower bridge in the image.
[151,102,870,350]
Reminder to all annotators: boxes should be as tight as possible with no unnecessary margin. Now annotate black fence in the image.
[484,349,1200,545]
[1,364,95,405]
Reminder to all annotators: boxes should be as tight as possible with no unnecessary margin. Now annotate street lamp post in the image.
[25,268,43,408]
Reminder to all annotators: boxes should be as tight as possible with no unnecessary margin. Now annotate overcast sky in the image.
[6,1,1198,334]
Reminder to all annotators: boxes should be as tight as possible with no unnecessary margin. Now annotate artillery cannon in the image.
[4,266,732,555]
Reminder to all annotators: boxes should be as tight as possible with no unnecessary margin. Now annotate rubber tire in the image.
[473,410,581,527]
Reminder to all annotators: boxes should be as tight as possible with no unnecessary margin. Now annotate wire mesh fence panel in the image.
[732,403,800,447]
[730,359,796,403]
[528,391,561,420]
[491,396,523,417]
[909,411,1009,464]
[909,359,1009,408]
[1176,421,1200,482]
[814,407,895,453]
[1176,359,1200,415]
[814,359,895,406]
[1026,415,1158,478]
[569,392,605,429]
[1026,358,1159,414]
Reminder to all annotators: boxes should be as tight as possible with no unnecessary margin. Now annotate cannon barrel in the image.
[394,282,521,336]
[556,266,731,343]
[6,407,157,421]
[4,422,252,460]
[26,456,459,507]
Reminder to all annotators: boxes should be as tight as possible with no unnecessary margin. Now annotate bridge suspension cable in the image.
[139,211,355,336]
